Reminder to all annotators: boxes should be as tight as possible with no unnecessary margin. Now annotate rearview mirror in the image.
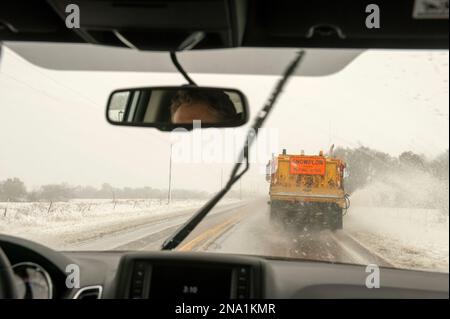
[106,86,249,131]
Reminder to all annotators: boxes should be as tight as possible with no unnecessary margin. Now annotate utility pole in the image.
[167,143,173,205]
[328,120,332,150]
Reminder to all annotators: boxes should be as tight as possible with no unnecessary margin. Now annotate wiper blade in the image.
[161,50,305,250]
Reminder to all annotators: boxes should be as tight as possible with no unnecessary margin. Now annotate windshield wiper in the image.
[161,50,305,250]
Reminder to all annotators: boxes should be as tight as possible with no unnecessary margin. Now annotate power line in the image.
[4,47,102,109]
[1,48,172,147]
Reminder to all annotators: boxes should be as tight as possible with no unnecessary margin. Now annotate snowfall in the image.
[0,172,448,273]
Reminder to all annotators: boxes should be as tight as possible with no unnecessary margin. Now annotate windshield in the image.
[0,47,448,273]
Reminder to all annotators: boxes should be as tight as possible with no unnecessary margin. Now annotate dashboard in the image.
[0,234,448,299]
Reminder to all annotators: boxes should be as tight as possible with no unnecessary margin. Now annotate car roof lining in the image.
[0,0,448,75]
[0,0,448,50]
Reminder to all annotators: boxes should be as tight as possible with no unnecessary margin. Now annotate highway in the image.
[70,198,393,267]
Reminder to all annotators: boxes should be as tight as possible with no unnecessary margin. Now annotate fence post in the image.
[47,201,53,214]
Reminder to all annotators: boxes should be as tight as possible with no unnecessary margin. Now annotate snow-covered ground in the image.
[0,198,237,249]
[344,174,449,272]
[0,194,448,273]
[345,206,449,272]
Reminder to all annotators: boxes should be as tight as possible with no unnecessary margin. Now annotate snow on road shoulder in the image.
[345,176,449,272]
[0,198,238,249]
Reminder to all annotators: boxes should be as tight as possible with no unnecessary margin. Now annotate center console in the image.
[114,252,262,299]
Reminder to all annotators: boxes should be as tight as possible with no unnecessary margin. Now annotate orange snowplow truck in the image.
[266,148,349,230]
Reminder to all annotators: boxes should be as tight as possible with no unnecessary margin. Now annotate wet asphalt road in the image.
[71,197,391,267]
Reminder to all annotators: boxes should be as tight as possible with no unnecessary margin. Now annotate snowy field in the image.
[343,177,449,272]
[0,198,237,249]
[345,205,449,272]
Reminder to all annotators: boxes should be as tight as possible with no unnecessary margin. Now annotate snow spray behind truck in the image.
[266,146,349,230]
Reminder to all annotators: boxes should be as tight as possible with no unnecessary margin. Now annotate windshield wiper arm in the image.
[161,50,305,250]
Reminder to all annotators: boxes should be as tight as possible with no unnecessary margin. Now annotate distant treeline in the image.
[0,181,211,202]
[1,147,448,202]
[333,147,449,194]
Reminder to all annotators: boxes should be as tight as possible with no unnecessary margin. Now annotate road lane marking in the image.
[69,201,249,250]
[330,231,394,267]
[177,215,244,251]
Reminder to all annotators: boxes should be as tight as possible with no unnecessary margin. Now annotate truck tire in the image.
[269,202,281,224]
[331,207,343,230]
[270,201,288,228]
[269,204,277,221]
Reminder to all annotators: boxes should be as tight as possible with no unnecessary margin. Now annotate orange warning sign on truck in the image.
[289,156,326,175]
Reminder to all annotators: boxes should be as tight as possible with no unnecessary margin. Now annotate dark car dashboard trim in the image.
[0,234,448,299]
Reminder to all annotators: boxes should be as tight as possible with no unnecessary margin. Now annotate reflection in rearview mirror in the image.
[106,86,249,131]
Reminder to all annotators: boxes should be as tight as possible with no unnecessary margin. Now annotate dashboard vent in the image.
[73,285,103,299]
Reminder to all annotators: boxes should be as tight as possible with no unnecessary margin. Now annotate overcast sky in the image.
[0,46,448,193]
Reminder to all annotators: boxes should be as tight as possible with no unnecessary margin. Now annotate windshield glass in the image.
[0,47,448,273]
